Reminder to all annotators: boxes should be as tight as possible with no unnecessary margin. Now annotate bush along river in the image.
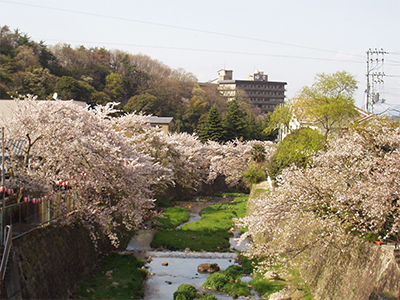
[124,193,280,300]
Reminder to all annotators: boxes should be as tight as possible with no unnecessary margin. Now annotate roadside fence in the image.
[0,191,74,242]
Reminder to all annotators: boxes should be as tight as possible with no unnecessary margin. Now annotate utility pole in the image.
[365,48,387,113]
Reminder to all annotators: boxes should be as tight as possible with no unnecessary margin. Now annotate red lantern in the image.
[7,189,13,196]
[0,186,5,193]
[23,196,30,203]
[32,198,38,204]
[38,198,43,204]
[44,195,49,201]
[62,181,69,187]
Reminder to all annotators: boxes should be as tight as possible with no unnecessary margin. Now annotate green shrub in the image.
[269,127,324,179]
[242,162,267,187]
[203,272,228,290]
[203,265,251,298]
[195,291,217,299]
[173,284,197,300]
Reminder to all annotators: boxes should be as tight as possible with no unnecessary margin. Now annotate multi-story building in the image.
[212,69,287,113]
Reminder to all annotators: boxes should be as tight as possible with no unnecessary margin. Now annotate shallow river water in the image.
[125,200,257,300]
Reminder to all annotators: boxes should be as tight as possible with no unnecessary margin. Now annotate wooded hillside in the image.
[0,25,275,141]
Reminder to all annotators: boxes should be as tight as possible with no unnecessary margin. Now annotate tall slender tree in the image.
[222,99,246,142]
[198,105,223,143]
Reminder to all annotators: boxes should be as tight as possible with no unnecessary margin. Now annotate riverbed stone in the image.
[162,262,169,266]
[197,263,220,273]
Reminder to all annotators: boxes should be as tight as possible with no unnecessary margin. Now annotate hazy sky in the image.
[1,0,399,113]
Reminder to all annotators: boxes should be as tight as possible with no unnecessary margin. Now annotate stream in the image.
[125,200,256,300]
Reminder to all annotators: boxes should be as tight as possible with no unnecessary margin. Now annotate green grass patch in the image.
[151,229,231,251]
[236,254,256,274]
[155,206,191,229]
[76,252,146,300]
[286,268,314,299]
[151,195,248,252]
[182,196,248,232]
[250,188,270,199]
[248,273,286,298]
[212,191,246,198]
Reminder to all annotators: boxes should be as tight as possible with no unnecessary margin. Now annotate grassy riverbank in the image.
[75,252,146,299]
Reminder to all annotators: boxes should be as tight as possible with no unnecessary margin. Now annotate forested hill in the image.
[0,25,275,141]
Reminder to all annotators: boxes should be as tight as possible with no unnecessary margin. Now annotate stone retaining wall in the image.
[3,224,114,299]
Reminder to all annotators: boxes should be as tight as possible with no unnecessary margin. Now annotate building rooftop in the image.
[146,116,174,124]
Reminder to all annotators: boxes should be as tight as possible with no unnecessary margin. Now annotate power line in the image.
[0,0,366,59]
[41,37,364,64]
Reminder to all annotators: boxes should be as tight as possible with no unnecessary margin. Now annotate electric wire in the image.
[0,0,367,59]
[41,38,364,64]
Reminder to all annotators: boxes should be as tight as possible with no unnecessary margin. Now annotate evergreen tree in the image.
[222,99,246,142]
[198,105,223,143]
[244,112,269,141]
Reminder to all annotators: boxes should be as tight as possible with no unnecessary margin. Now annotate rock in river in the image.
[197,263,220,273]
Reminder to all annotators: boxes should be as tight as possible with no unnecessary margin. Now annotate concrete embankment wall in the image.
[301,241,400,300]
[3,224,114,299]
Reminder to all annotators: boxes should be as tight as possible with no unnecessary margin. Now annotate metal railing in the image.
[0,192,74,242]
[1,197,52,240]
[1,225,12,281]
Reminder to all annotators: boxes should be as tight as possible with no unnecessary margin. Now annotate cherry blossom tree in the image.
[207,140,275,187]
[1,96,277,246]
[114,113,276,192]
[237,117,400,274]
[2,96,168,246]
